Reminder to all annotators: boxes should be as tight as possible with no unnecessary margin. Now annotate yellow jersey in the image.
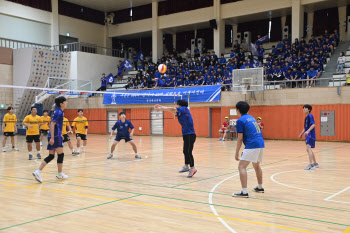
[3,113,17,132]
[23,114,42,135]
[40,115,51,130]
[62,117,70,135]
[72,116,88,134]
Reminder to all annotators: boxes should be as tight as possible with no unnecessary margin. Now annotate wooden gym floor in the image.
[0,135,349,233]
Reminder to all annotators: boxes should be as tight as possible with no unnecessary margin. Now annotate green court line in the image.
[0,194,142,231]
[2,175,350,227]
[2,174,350,214]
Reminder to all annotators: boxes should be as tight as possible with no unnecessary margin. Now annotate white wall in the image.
[0,64,13,106]
[0,0,51,24]
[59,15,105,47]
[69,52,123,90]
[0,14,51,45]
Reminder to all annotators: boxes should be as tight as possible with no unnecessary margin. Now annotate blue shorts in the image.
[115,134,132,143]
[305,138,315,148]
[47,136,63,150]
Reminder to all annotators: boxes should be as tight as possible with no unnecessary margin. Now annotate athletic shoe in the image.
[37,153,41,159]
[179,165,190,173]
[32,170,43,183]
[313,163,319,168]
[107,153,113,159]
[81,146,85,152]
[72,151,79,155]
[252,186,264,193]
[2,147,6,152]
[40,142,43,147]
[217,138,222,141]
[28,154,33,160]
[135,154,141,159]
[56,173,68,180]
[232,191,249,198]
[222,138,225,141]
[304,164,314,170]
[187,168,197,178]
[12,147,19,151]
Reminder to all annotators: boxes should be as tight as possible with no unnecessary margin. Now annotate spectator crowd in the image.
[107,29,339,90]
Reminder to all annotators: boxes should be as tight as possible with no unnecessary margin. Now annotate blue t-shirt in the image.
[49,107,63,138]
[307,70,317,78]
[176,107,195,135]
[101,77,107,87]
[236,114,265,149]
[112,120,134,137]
[304,114,316,140]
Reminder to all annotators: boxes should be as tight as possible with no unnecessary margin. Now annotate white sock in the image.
[72,149,75,152]
[77,148,80,152]
[242,188,248,194]
[258,184,263,189]
[37,151,40,154]
[29,152,32,155]
[36,169,41,173]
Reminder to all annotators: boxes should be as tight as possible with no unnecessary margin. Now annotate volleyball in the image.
[158,64,167,74]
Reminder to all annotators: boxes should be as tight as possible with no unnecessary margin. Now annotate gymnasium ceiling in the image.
[64,0,164,12]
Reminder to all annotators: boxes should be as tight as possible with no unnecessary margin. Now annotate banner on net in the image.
[103,85,222,105]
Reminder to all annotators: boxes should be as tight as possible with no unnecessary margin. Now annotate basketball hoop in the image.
[240,85,248,95]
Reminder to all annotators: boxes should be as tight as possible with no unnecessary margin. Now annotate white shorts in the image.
[241,148,264,163]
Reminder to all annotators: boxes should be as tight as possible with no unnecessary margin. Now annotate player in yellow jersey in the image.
[2,107,19,152]
[72,109,88,154]
[23,106,43,160]
[39,110,51,147]
[62,115,78,155]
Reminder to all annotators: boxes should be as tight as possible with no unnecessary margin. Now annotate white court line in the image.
[270,169,347,195]
[209,162,302,233]
[324,186,350,202]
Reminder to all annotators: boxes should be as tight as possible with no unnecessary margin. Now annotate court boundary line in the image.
[270,169,348,195]
[324,186,350,204]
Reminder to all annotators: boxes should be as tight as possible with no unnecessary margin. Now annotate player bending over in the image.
[154,100,197,178]
[299,104,318,170]
[107,112,141,159]
[2,107,19,152]
[233,101,265,198]
[32,96,68,183]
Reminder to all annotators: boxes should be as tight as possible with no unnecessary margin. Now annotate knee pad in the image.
[57,153,64,163]
[44,154,55,163]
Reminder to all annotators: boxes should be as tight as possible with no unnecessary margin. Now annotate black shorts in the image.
[115,134,132,143]
[4,132,15,137]
[26,135,40,143]
[40,129,49,135]
[63,134,70,143]
[76,133,87,140]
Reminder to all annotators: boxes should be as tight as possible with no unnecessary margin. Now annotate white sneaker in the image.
[222,138,225,141]
[32,170,43,183]
[135,154,141,159]
[217,138,222,141]
[56,173,68,180]
[107,153,113,159]
[40,142,43,147]
[81,146,85,152]
[11,147,19,151]
[2,147,6,152]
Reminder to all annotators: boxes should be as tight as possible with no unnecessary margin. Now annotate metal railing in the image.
[264,77,348,89]
[52,42,128,58]
[0,37,51,49]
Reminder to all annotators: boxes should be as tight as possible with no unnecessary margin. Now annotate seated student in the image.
[276,41,284,54]
[307,66,317,88]
[219,54,227,64]
[238,48,245,61]
[273,64,284,81]
[194,46,200,58]
[336,52,346,73]
[313,61,323,78]
[154,78,164,88]
[211,51,218,62]
[230,50,236,59]
[291,66,301,88]
[271,45,279,57]
[193,76,201,86]
[283,35,290,45]
[177,77,184,86]
[322,44,331,57]
[184,76,192,86]
[233,40,241,53]
[224,76,232,91]
[284,68,293,88]
[263,65,270,81]
[218,117,230,141]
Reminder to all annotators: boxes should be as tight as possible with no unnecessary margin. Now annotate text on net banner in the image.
[103,85,222,105]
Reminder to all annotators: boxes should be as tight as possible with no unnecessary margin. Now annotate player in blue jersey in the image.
[233,101,265,198]
[107,112,141,159]
[299,104,318,170]
[154,100,197,178]
[32,96,68,183]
